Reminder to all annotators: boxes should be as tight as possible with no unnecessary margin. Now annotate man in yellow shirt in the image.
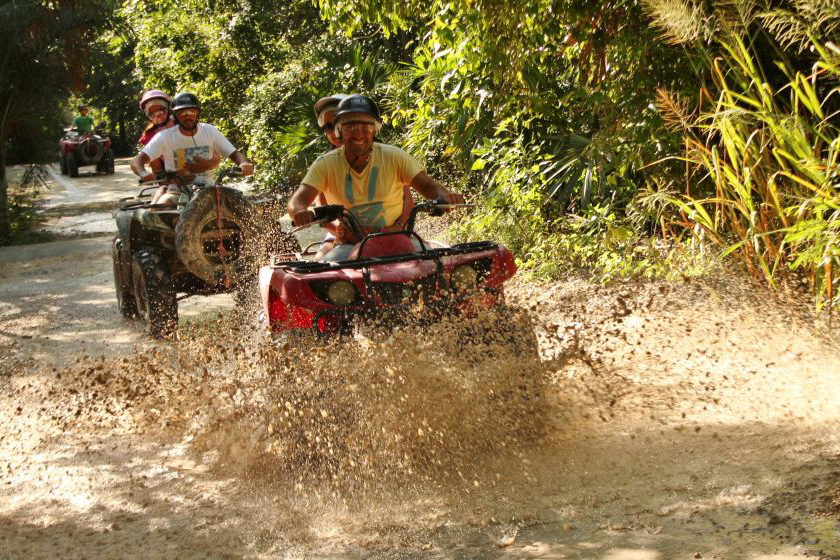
[287,94,464,261]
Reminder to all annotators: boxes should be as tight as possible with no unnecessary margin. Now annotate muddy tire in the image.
[80,137,103,163]
[96,147,114,174]
[132,250,177,338]
[111,237,137,319]
[66,151,79,178]
[175,187,257,287]
[59,154,68,175]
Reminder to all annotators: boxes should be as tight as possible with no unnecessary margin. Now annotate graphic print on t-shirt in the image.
[349,202,386,228]
[174,145,211,169]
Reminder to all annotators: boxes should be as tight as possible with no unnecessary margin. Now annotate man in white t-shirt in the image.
[130,92,253,205]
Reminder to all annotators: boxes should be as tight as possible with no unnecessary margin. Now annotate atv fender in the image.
[114,208,135,241]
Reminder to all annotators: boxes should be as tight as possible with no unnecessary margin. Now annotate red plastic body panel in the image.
[59,134,112,156]
[259,241,517,334]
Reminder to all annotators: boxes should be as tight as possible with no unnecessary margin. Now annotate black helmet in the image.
[334,94,381,122]
[171,92,200,111]
[334,95,382,136]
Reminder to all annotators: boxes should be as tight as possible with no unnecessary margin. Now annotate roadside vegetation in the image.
[4,165,54,246]
[0,0,108,241]
[5,0,840,310]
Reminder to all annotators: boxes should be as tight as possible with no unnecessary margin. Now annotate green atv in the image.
[110,168,259,337]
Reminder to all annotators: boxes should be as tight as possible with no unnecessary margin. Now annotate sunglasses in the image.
[176,109,198,117]
[341,122,375,133]
[321,123,335,131]
[147,107,167,117]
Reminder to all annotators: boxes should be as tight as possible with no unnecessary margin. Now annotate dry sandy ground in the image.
[1,164,839,559]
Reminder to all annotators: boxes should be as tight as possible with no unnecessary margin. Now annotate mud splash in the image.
[41,308,555,487]
[7,273,840,557]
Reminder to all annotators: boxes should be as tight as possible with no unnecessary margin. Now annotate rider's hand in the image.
[324,220,346,242]
[293,209,315,227]
[239,162,254,176]
[139,170,155,183]
[443,191,466,206]
[175,168,197,182]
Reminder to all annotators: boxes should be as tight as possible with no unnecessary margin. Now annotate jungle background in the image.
[4,0,840,310]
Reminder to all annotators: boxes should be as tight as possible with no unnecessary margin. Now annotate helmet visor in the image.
[144,99,168,117]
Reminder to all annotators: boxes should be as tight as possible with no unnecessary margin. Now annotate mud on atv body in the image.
[259,201,517,336]
[111,168,258,337]
[59,129,115,177]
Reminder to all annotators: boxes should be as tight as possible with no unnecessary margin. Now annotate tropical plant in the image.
[83,19,143,155]
[648,0,840,308]
[0,0,107,240]
[315,0,695,282]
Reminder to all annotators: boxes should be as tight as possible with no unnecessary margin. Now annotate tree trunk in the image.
[118,110,126,153]
[0,139,9,239]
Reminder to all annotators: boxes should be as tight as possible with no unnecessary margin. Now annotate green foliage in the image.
[0,0,110,237]
[317,0,693,282]
[122,0,407,192]
[452,199,708,282]
[649,0,840,309]
[1,166,53,246]
[83,20,144,154]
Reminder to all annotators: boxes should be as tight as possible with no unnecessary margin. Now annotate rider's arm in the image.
[288,184,320,226]
[227,150,254,176]
[410,171,466,205]
[130,152,155,182]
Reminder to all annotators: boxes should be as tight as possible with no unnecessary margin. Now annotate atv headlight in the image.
[450,264,478,293]
[327,280,358,306]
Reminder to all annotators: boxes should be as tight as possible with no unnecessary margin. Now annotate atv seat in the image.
[138,208,180,232]
[349,233,420,260]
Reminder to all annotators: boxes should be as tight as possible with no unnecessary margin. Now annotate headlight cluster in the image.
[450,264,479,293]
[326,280,358,306]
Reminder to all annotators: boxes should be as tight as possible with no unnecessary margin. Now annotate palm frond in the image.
[760,0,840,52]
[714,0,757,36]
[656,88,694,132]
[796,0,840,37]
[642,0,713,45]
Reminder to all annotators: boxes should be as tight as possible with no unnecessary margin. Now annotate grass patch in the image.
[450,203,720,285]
[1,165,55,247]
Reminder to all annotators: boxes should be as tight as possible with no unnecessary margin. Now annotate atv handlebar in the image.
[290,198,471,238]
[404,198,472,232]
[291,204,365,241]
[137,166,244,189]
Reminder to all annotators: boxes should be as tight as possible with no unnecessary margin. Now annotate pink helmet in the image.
[139,90,170,111]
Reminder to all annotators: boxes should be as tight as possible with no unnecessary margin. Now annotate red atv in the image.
[259,200,517,336]
[59,127,115,177]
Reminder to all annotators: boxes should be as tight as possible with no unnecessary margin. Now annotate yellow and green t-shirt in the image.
[302,143,423,228]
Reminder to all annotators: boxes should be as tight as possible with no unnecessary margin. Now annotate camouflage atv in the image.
[110,167,258,337]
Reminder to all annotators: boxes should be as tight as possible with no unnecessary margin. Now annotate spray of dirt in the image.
[6,269,840,557]
[35,307,559,487]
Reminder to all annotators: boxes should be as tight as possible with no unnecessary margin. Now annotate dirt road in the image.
[1,164,840,558]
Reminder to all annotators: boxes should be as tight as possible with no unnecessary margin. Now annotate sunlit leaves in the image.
[652,3,840,308]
